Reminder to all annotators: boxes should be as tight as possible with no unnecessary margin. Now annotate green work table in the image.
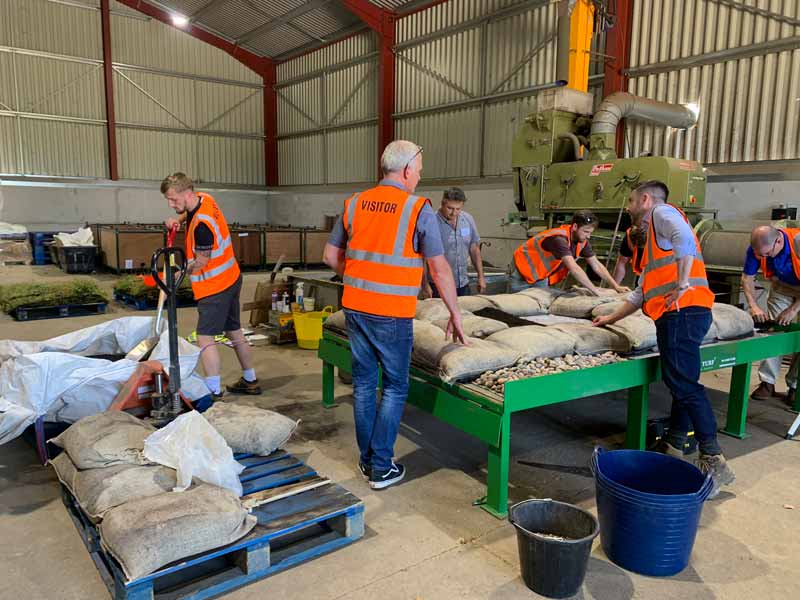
[318,326,800,518]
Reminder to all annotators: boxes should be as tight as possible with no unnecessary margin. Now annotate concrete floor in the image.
[0,265,799,600]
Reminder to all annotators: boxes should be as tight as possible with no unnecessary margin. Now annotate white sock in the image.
[204,375,221,394]
[243,368,256,382]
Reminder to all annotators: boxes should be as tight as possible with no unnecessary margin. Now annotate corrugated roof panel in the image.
[278,134,325,184]
[197,135,265,185]
[397,0,523,44]
[327,124,377,183]
[326,59,378,124]
[482,95,537,176]
[117,127,198,180]
[0,115,20,175]
[194,81,263,135]
[21,119,107,177]
[277,76,322,134]
[292,4,361,39]
[248,25,315,58]
[277,30,376,81]
[6,0,102,59]
[0,53,16,111]
[114,69,196,129]
[162,0,209,16]
[192,0,272,41]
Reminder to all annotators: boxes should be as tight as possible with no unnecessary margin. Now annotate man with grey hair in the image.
[422,187,486,298]
[742,224,800,404]
[324,140,466,490]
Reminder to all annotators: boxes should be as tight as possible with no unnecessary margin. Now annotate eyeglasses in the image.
[404,146,423,171]
[756,237,780,258]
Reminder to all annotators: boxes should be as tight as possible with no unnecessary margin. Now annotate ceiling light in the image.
[172,14,189,27]
[684,102,700,120]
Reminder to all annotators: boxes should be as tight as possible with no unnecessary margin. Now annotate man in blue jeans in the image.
[594,180,735,498]
[324,140,467,490]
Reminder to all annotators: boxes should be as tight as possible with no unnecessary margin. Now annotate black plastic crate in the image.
[57,245,97,274]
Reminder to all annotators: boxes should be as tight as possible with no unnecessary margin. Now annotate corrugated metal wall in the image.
[277,31,378,185]
[395,0,598,180]
[110,0,264,185]
[626,0,800,165]
[277,32,378,185]
[0,0,107,177]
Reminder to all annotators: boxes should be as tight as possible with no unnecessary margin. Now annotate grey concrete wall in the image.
[706,180,800,231]
[0,182,270,232]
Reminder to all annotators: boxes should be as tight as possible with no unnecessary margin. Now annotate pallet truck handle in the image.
[151,247,188,295]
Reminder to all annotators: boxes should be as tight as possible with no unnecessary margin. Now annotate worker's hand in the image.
[594,288,618,297]
[776,306,800,326]
[614,285,632,294]
[420,283,433,300]
[749,305,768,323]
[664,285,690,310]
[477,275,487,294]
[592,314,618,327]
[165,217,180,230]
[446,314,469,345]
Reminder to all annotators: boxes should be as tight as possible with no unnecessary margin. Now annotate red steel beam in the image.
[603,0,634,157]
[342,0,396,175]
[263,58,279,186]
[100,0,118,180]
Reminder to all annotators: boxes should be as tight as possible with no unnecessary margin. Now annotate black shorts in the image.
[196,275,243,336]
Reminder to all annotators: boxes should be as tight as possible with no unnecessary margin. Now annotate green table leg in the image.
[720,362,752,439]
[625,385,649,449]
[482,411,510,519]
[322,361,337,408]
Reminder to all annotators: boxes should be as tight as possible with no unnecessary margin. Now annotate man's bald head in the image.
[751,225,782,258]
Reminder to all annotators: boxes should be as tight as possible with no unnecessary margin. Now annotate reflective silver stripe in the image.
[643,277,710,301]
[520,242,538,278]
[209,235,232,259]
[343,275,419,297]
[345,248,423,267]
[642,254,675,273]
[194,213,223,241]
[345,193,359,238]
[190,256,237,283]
[392,194,421,256]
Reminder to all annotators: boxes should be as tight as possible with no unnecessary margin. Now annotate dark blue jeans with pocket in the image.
[655,306,722,456]
[344,309,413,473]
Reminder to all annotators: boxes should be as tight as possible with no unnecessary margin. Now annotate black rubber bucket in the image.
[509,499,600,598]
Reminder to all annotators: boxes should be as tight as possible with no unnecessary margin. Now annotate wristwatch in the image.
[677,283,690,291]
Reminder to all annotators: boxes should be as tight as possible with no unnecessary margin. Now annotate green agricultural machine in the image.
[511,88,713,261]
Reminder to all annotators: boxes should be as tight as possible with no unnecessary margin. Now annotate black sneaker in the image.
[369,462,405,490]
[358,462,371,479]
[211,390,225,401]
[226,377,262,395]
[696,454,735,499]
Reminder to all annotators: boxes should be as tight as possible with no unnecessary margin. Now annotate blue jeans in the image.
[430,282,470,298]
[344,309,413,472]
[656,306,722,456]
[507,267,550,293]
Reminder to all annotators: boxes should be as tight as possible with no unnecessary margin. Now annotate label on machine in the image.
[589,163,614,176]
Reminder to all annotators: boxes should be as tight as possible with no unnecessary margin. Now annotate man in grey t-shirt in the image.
[422,187,486,298]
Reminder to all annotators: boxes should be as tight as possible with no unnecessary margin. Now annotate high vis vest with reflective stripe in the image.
[341,185,428,318]
[758,228,800,281]
[513,225,587,285]
[640,204,713,321]
[626,227,643,276]
[186,192,240,300]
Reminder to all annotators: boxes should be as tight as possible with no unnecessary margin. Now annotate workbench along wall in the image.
[625,0,800,166]
[276,31,379,186]
[0,0,265,186]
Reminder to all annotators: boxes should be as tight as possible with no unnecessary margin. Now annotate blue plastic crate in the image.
[29,232,58,265]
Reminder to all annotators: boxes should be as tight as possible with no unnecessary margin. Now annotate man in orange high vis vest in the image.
[741,225,800,405]
[162,173,261,399]
[323,140,467,491]
[613,223,647,284]
[593,180,734,499]
[508,210,630,296]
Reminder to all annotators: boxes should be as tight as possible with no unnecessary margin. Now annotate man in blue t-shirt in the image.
[741,225,800,404]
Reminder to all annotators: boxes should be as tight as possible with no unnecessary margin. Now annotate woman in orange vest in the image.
[323,141,467,491]
[509,211,630,296]
[162,173,260,399]
[594,180,734,498]
[612,224,646,284]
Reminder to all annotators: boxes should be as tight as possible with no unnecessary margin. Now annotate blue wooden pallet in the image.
[61,449,364,600]
[113,292,197,311]
[11,302,107,321]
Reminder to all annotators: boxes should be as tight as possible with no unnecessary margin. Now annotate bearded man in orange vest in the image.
[742,225,800,405]
[509,210,630,296]
[323,140,467,490]
[163,173,260,399]
[594,180,735,498]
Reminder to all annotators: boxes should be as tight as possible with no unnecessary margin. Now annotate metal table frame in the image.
[319,327,800,518]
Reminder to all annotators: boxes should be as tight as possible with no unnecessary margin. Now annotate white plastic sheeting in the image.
[0,317,209,445]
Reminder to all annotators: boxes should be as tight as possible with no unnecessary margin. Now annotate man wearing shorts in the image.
[162,173,261,398]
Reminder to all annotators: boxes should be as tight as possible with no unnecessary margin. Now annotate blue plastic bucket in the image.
[592,448,711,576]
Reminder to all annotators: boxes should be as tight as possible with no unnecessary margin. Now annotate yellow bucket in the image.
[294,306,333,350]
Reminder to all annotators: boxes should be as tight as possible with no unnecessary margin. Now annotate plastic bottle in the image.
[282,291,290,312]
[271,290,278,311]
[295,283,304,308]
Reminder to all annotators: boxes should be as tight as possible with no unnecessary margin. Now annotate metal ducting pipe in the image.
[555,0,570,86]
[559,132,583,161]
[700,230,752,269]
[588,92,699,159]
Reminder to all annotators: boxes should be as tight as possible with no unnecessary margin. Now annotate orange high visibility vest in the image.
[513,225,587,285]
[626,227,643,276]
[640,204,714,321]
[341,184,428,318]
[758,228,800,280]
[186,192,240,300]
